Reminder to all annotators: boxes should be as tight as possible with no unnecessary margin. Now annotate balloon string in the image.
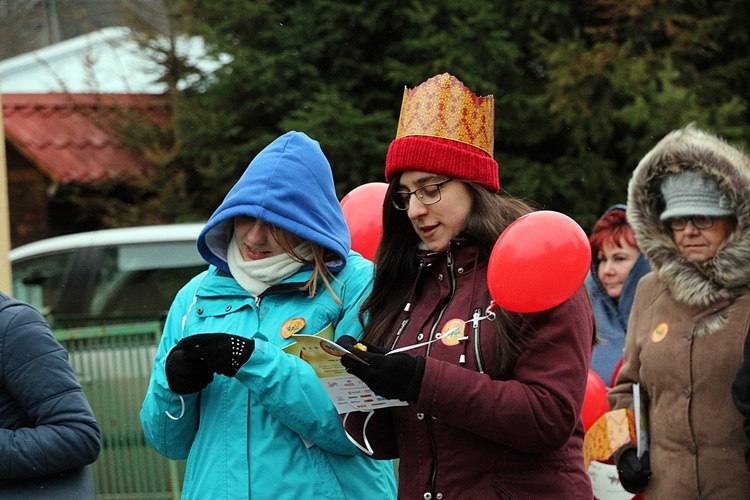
[387,334,469,355]
[389,305,500,357]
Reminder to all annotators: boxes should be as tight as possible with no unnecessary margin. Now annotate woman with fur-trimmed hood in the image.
[608,123,750,497]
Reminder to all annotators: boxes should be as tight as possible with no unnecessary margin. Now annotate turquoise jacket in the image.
[140,132,396,499]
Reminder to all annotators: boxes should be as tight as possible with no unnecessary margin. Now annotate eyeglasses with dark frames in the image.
[391,179,453,211]
[668,215,716,231]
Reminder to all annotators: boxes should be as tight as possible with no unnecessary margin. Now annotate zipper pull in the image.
[472,309,483,329]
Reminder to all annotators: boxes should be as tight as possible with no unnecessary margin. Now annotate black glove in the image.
[165,333,254,394]
[178,333,254,376]
[617,449,651,494]
[337,335,425,403]
[166,347,215,394]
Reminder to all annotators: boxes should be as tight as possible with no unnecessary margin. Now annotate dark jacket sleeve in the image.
[732,329,750,471]
[0,302,101,480]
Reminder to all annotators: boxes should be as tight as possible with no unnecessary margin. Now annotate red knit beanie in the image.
[385,136,500,192]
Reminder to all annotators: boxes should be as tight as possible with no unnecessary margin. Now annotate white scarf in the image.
[227,233,314,296]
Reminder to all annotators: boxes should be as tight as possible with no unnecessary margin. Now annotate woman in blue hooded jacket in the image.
[585,205,651,386]
[140,131,396,499]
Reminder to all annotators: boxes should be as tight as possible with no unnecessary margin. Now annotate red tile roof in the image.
[2,93,171,183]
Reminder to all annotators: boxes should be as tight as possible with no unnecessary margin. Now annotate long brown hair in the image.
[359,176,536,374]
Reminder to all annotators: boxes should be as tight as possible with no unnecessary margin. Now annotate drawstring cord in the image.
[389,259,429,350]
[343,411,375,456]
[166,274,207,422]
[166,394,186,420]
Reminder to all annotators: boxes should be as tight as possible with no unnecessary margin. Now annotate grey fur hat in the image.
[659,169,735,220]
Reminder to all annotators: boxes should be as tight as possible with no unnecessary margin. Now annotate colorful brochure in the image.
[586,460,634,500]
[283,325,408,413]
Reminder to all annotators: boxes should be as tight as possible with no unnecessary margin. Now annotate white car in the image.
[9,223,207,328]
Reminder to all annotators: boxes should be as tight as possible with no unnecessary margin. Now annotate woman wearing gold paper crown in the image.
[337,74,596,498]
[609,123,750,498]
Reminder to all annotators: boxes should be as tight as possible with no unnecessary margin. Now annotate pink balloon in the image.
[340,183,388,262]
[487,210,590,313]
[582,370,610,431]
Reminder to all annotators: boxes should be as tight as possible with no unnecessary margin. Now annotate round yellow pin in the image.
[281,317,306,339]
[650,323,668,343]
[440,319,466,346]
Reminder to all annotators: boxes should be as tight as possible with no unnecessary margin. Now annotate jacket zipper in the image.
[427,418,439,495]
[390,317,410,350]
[427,249,458,493]
[248,298,262,499]
[426,250,457,357]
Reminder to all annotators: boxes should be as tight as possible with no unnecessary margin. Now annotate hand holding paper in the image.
[283,330,407,412]
[337,335,426,403]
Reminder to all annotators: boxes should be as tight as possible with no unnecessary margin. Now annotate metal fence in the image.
[55,322,185,499]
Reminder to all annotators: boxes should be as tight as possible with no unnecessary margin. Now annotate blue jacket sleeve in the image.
[235,254,373,455]
[0,303,101,480]
[235,341,358,454]
[140,275,204,460]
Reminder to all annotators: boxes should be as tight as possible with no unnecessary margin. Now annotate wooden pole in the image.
[0,92,13,295]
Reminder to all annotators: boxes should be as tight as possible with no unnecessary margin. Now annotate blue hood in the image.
[197,131,351,273]
[586,203,652,384]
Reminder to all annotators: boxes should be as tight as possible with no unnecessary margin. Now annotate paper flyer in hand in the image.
[633,383,649,458]
[283,325,407,413]
[586,460,634,500]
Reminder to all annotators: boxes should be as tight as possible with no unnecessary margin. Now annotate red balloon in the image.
[582,370,610,431]
[487,210,591,313]
[340,183,388,262]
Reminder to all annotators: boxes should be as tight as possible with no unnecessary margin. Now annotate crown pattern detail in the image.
[395,73,494,156]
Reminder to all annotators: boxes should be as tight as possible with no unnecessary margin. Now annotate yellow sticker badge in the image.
[281,317,306,339]
[651,323,668,343]
[440,319,466,346]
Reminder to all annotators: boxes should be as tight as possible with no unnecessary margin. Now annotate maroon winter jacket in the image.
[347,239,595,499]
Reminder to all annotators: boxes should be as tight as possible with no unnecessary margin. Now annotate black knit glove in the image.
[617,449,651,494]
[337,335,425,403]
[165,333,254,394]
[166,347,215,394]
[179,333,254,376]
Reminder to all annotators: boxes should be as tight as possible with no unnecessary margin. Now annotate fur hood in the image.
[627,123,750,311]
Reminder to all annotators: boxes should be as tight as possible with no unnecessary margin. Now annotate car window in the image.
[89,241,206,320]
[11,249,77,315]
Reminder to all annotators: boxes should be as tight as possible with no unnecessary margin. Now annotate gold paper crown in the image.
[395,73,494,156]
